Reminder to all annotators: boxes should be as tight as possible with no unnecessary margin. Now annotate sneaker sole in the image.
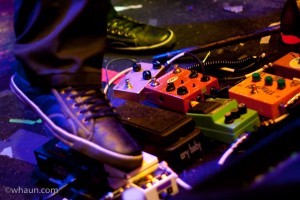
[10,75,143,170]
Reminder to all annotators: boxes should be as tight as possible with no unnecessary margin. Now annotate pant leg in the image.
[13,0,110,88]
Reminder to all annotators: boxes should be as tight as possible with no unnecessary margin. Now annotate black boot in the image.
[106,7,176,52]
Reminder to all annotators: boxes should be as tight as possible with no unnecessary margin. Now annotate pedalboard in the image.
[273,52,300,79]
[187,98,260,144]
[143,66,220,113]
[229,72,300,119]
[116,101,204,171]
[113,62,165,102]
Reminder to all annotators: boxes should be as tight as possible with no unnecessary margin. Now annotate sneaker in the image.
[280,0,300,44]
[10,74,143,171]
[107,14,176,52]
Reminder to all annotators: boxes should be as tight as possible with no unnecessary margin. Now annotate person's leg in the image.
[13,0,108,87]
[11,0,143,171]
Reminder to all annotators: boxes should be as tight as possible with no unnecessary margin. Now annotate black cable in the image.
[187,53,266,73]
[184,52,210,81]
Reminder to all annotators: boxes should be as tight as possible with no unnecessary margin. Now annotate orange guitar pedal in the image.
[229,72,300,119]
[273,52,300,80]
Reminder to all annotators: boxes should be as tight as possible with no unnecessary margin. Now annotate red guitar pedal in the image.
[143,66,220,113]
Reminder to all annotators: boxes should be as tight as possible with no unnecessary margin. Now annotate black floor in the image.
[1,0,300,199]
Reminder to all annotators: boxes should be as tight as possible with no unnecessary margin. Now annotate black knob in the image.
[153,61,162,69]
[201,74,210,82]
[177,86,188,95]
[132,62,141,72]
[189,70,198,78]
[224,112,234,124]
[166,82,175,92]
[142,70,152,80]
[230,108,240,119]
[238,103,247,114]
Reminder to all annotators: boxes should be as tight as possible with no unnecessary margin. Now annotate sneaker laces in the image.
[66,87,118,121]
[107,15,143,38]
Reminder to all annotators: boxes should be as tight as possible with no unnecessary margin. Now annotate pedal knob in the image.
[277,78,286,89]
[177,86,188,95]
[238,103,247,114]
[153,61,162,69]
[201,74,210,82]
[132,62,142,72]
[189,70,198,78]
[264,76,273,86]
[166,82,175,92]
[142,70,152,80]
[252,72,261,82]
[230,107,240,119]
[224,112,234,124]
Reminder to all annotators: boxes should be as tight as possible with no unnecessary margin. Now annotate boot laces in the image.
[107,15,143,37]
[66,87,117,121]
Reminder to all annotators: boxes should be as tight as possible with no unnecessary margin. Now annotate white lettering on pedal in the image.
[180,150,190,159]
[180,140,202,160]
[189,140,202,153]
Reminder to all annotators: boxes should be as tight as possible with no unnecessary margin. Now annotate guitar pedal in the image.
[113,62,165,102]
[143,66,219,113]
[273,52,300,79]
[229,72,300,119]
